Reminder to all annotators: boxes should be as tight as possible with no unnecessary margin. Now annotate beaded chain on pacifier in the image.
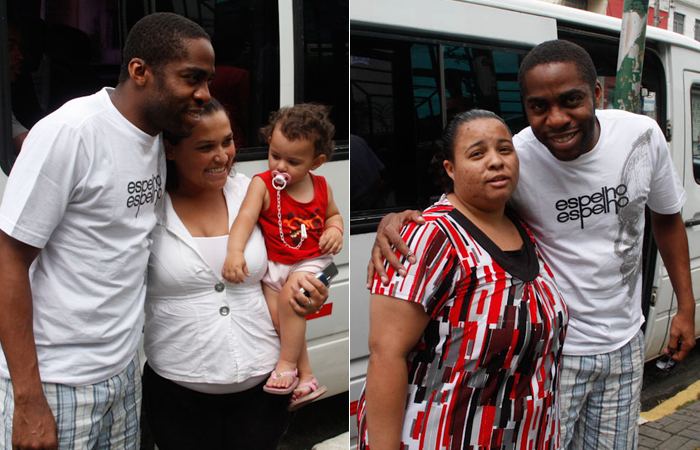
[272,170,307,250]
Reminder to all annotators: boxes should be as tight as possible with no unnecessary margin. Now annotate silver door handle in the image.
[684,218,700,227]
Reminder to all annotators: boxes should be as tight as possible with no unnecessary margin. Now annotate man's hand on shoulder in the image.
[366,210,425,288]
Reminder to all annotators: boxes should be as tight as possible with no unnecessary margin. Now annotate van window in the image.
[350,30,668,231]
[157,0,281,153]
[298,0,349,142]
[692,86,700,183]
[350,32,528,227]
[559,30,666,124]
[2,0,348,175]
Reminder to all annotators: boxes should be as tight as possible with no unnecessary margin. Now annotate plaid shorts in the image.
[1,354,141,450]
[560,329,644,450]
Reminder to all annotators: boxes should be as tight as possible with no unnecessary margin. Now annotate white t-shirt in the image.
[0,87,165,385]
[511,109,686,355]
[144,175,280,390]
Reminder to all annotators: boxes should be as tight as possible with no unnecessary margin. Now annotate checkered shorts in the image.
[560,329,644,450]
[0,354,141,450]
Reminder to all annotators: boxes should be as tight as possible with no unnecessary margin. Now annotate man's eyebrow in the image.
[525,88,587,103]
[181,67,211,77]
[558,88,587,98]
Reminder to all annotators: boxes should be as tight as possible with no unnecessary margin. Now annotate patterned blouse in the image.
[358,197,568,450]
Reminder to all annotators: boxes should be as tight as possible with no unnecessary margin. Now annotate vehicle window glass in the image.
[692,87,700,184]
[161,0,280,153]
[2,0,126,174]
[560,32,666,125]
[350,34,526,227]
[299,0,349,141]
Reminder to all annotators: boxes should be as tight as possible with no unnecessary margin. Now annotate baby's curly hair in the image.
[260,103,335,159]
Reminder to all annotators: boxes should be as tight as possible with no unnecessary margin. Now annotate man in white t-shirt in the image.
[371,40,696,450]
[0,13,215,450]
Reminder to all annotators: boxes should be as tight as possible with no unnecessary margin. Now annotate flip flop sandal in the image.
[287,378,328,411]
[263,369,299,395]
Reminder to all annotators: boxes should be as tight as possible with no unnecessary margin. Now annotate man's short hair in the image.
[118,12,210,83]
[518,40,598,95]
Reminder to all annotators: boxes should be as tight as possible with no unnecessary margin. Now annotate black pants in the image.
[142,363,290,450]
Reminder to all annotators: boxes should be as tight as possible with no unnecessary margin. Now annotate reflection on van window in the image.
[350,35,527,217]
[301,0,349,141]
[5,0,348,169]
[161,0,280,151]
[692,87,700,183]
[350,32,668,226]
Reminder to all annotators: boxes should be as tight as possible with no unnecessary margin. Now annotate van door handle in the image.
[684,218,700,227]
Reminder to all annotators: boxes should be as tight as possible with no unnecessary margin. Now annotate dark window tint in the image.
[4,0,354,168]
[298,0,349,141]
[691,87,700,183]
[160,0,280,153]
[350,29,667,231]
[350,33,526,229]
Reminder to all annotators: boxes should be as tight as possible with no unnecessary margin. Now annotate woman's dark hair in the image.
[165,97,228,192]
[259,103,335,159]
[433,109,512,193]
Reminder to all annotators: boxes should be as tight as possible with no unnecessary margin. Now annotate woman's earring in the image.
[229,165,237,178]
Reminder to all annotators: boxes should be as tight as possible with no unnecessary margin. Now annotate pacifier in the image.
[272,170,291,190]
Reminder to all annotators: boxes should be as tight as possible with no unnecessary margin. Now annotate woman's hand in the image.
[367,210,425,288]
[289,274,329,316]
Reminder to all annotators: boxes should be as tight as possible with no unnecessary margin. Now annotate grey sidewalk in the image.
[639,400,700,449]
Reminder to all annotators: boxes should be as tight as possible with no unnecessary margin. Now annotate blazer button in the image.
[220,306,230,316]
[215,282,225,292]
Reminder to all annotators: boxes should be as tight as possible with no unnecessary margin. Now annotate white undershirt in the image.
[194,235,229,276]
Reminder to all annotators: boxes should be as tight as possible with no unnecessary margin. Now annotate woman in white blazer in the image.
[141,98,329,450]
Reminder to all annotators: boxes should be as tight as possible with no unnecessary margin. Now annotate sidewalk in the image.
[638,379,700,449]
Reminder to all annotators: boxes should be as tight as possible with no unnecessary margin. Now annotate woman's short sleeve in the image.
[370,219,460,316]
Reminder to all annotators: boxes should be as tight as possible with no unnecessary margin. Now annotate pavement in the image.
[278,391,349,450]
[638,379,700,449]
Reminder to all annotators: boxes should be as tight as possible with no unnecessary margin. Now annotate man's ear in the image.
[311,154,327,170]
[594,80,603,109]
[128,58,150,87]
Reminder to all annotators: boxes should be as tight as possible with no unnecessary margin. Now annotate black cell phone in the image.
[301,261,339,297]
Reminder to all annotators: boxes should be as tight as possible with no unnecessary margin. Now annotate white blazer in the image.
[144,174,280,384]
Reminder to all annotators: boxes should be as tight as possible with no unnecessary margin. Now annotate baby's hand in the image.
[222,250,250,283]
[319,227,343,255]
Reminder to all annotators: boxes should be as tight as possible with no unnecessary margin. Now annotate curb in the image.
[640,379,700,423]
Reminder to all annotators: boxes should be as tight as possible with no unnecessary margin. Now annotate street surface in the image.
[642,340,700,411]
[278,391,349,450]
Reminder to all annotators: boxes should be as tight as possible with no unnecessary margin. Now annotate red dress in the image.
[256,170,328,264]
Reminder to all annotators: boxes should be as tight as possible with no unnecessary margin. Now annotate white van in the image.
[349,0,700,439]
[1,0,349,399]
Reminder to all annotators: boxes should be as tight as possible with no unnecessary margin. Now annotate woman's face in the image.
[166,110,235,193]
[443,117,519,212]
